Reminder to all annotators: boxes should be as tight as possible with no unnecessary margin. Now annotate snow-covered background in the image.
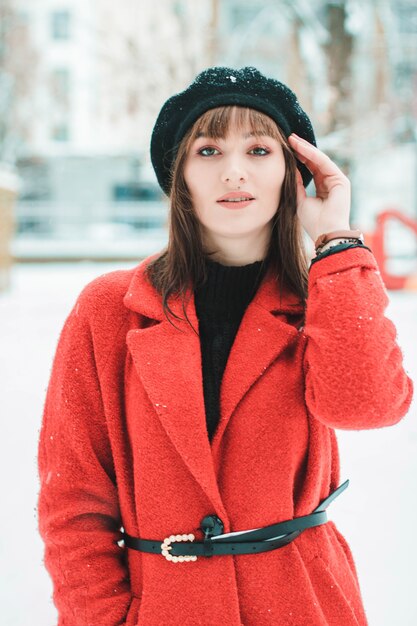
[0,260,416,626]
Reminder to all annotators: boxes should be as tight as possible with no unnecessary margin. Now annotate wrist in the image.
[314,228,364,253]
[317,238,348,254]
[313,226,351,242]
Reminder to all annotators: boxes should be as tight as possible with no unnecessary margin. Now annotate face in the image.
[183,118,286,264]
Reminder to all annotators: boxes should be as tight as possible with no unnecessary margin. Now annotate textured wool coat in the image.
[37,246,414,626]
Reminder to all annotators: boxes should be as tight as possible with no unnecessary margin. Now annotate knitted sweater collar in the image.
[194,255,269,320]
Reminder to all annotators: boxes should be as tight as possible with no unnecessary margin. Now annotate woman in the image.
[37,66,413,626]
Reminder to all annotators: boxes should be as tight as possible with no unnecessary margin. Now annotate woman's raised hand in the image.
[288,133,351,243]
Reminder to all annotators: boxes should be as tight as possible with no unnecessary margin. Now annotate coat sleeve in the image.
[302,246,414,429]
[37,287,132,625]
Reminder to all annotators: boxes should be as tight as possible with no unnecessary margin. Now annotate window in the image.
[395,3,417,34]
[230,5,260,27]
[173,1,185,17]
[113,182,161,202]
[51,10,71,40]
[51,123,69,141]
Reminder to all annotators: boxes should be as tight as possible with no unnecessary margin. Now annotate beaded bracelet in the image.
[315,237,362,257]
[310,241,372,267]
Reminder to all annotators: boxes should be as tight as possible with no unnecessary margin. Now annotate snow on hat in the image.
[150,65,317,196]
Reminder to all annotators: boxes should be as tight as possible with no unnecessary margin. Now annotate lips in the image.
[217,191,255,202]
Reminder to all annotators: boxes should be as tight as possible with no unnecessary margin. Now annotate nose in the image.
[221,156,247,186]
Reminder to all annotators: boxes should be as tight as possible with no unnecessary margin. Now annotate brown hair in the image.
[145,105,309,335]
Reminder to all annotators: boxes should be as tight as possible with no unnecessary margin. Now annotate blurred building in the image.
[348,0,417,234]
[11,0,212,255]
[3,0,416,260]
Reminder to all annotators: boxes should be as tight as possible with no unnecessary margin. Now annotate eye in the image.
[249,146,270,156]
[197,146,220,157]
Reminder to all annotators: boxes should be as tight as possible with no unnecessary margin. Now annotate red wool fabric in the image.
[37,247,414,626]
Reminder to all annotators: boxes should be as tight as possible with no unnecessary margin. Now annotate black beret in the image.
[150,65,317,196]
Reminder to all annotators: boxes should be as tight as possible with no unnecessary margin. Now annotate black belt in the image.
[121,479,349,562]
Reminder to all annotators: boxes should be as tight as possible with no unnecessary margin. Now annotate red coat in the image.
[37,246,413,626]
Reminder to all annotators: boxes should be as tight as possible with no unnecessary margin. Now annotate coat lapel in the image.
[210,298,301,462]
[123,254,304,511]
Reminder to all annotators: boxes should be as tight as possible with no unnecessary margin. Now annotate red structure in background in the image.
[363,209,417,291]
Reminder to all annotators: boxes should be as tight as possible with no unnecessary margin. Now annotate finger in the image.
[288,134,344,179]
[291,136,337,169]
[295,168,304,187]
[295,168,306,204]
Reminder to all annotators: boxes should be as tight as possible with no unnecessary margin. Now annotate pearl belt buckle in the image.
[161,533,198,562]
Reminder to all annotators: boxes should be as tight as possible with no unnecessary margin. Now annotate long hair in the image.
[145,105,309,335]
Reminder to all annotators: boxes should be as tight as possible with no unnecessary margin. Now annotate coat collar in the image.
[123,253,304,519]
[123,252,304,321]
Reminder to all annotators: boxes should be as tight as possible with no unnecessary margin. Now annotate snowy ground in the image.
[0,260,416,626]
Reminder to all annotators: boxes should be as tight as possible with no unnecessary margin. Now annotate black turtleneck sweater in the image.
[193,242,368,443]
[194,257,268,442]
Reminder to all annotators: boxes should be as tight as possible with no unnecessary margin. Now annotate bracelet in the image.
[315,237,361,256]
[315,229,364,254]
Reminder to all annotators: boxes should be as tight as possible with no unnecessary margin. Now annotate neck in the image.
[205,253,266,266]
[201,229,271,266]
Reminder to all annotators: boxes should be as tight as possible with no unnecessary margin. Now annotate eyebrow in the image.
[195,131,270,139]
